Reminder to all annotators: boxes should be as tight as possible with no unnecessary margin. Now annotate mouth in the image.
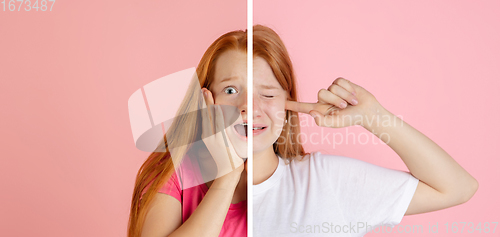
[233,122,268,137]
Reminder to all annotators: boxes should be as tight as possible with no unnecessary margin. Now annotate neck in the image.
[251,146,279,185]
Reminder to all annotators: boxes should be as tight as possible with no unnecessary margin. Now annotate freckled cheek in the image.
[214,97,236,107]
[260,100,286,123]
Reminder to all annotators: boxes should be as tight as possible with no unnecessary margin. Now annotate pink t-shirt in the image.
[142,154,247,236]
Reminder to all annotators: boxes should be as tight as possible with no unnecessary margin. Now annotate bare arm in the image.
[142,87,247,236]
[361,105,478,215]
[286,77,478,215]
[141,172,241,237]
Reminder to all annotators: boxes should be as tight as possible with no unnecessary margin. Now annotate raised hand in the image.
[200,88,244,178]
[285,77,384,128]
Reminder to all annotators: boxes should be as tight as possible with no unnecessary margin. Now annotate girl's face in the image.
[210,50,287,157]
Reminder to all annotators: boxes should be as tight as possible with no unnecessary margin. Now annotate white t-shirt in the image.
[253,151,419,237]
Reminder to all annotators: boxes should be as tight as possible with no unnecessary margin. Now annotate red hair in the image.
[128,25,306,236]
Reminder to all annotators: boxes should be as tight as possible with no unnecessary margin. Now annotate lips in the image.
[233,122,267,137]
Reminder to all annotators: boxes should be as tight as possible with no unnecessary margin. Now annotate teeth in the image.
[238,122,265,130]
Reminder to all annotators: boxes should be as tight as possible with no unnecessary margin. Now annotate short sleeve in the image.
[315,152,419,228]
[158,171,182,202]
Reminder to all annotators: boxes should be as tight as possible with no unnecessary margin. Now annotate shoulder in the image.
[284,151,354,179]
[290,151,365,168]
[289,151,392,180]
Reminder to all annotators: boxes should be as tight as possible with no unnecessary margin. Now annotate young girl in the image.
[128,29,250,237]
[250,25,478,236]
[128,24,478,237]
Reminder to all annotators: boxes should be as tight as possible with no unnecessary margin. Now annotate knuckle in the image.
[318,89,328,98]
[334,77,345,84]
[327,83,335,92]
[331,84,340,93]
[337,77,350,87]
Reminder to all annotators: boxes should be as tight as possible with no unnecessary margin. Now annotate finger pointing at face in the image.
[285,100,338,115]
[285,101,316,114]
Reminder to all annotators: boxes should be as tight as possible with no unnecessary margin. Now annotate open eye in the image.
[223,86,237,95]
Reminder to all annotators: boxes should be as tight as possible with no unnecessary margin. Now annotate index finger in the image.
[285,101,317,114]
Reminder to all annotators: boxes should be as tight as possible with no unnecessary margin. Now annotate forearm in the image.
[363,104,478,201]
[168,172,240,237]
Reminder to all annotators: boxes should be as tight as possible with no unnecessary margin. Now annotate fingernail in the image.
[340,102,347,108]
[351,91,356,96]
[310,113,318,118]
[351,98,358,105]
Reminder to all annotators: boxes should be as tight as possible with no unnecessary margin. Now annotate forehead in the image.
[212,50,283,90]
[253,56,281,90]
[213,50,247,85]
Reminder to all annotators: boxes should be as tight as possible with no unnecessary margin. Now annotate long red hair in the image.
[127,25,306,236]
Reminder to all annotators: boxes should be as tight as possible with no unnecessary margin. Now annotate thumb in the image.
[309,110,343,128]
[309,110,324,126]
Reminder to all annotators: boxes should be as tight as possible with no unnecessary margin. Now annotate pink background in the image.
[0,1,245,236]
[255,0,500,236]
[2,0,499,236]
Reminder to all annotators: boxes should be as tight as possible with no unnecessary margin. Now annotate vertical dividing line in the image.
[247,0,253,236]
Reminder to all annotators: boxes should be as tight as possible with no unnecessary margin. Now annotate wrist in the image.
[361,102,392,131]
[212,170,241,189]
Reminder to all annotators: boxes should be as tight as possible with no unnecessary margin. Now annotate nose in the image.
[238,91,262,120]
[244,96,263,119]
[252,96,263,119]
[238,90,248,118]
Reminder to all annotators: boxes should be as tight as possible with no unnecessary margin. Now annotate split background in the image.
[0,0,498,236]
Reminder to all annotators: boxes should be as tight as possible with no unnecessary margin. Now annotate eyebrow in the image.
[219,76,238,84]
[217,77,280,90]
[257,84,280,90]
